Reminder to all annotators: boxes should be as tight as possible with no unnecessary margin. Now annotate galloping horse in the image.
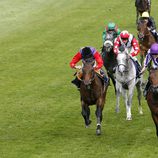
[137,20,156,66]
[101,34,117,92]
[146,68,158,136]
[79,60,109,135]
[135,0,150,23]
[115,48,143,120]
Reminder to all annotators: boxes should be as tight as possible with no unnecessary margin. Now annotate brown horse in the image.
[137,20,155,66]
[146,68,158,137]
[79,60,109,135]
[135,0,150,23]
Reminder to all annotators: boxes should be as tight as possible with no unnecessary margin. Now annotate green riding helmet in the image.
[108,22,116,30]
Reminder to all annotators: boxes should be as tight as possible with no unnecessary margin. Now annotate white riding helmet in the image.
[142,12,149,18]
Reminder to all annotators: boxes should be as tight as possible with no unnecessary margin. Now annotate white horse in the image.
[115,48,143,120]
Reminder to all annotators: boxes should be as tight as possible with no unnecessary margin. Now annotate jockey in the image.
[70,46,109,89]
[139,11,158,42]
[102,22,121,43]
[113,30,141,75]
[140,43,158,98]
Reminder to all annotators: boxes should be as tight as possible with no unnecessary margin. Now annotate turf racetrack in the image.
[0,0,158,158]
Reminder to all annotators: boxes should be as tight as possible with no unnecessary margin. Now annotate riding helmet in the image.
[82,47,93,59]
[108,22,116,30]
[120,30,130,39]
[150,43,158,55]
[142,12,149,18]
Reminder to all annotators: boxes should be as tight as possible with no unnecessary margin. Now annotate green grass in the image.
[0,0,158,158]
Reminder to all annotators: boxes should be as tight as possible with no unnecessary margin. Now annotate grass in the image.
[0,0,158,158]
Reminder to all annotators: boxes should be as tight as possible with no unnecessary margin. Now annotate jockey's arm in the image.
[93,51,103,70]
[130,38,140,57]
[70,52,82,68]
[149,17,157,30]
[113,37,120,55]
[140,53,151,74]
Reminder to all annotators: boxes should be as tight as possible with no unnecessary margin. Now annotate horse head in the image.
[102,40,113,53]
[82,60,95,85]
[117,47,129,73]
[137,20,149,40]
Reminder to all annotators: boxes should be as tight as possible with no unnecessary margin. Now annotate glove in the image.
[94,66,99,71]
[140,67,146,75]
[70,63,75,68]
[74,65,82,69]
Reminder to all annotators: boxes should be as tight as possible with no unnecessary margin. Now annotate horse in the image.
[79,60,109,135]
[137,19,156,66]
[146,68,158,136]
[115,48,143,120]
[101,34,117,92]
[135,0,150,23]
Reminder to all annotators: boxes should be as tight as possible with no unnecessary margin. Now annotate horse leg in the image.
[108,72,116,93]
[136,81,143,114]
[122,89,132,120]
[151,113,158,137]
[95,105,103,135]
[115,84,121,113]
[81,100,91,128]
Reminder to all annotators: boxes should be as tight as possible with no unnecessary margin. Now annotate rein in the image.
[122,74,140,86]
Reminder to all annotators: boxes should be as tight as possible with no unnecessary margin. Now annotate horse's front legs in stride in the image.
[81,101,91,128]
[95,106,103,135]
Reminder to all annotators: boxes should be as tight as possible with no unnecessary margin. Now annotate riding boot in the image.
[143,80,151,99]
[100,69,109,84]
[135,60,142,77]
[103,75,109,84]
[71,77,81,89]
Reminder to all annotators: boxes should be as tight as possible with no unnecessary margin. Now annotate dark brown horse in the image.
[135,0,150,23]
[146,68,158,136]
[137,20,155,66]
[101,40,117,93]
[79,60,109,135]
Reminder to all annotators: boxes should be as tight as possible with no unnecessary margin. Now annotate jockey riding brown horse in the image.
[137,20,156,66]
[135,0,151,23]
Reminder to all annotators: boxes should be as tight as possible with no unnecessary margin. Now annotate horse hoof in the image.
[126,117,132,121]
[96,124,101,135]
[139,111,143,115]
[115,108,120,113]
[96,129,101,135]
[85,120,92,128]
